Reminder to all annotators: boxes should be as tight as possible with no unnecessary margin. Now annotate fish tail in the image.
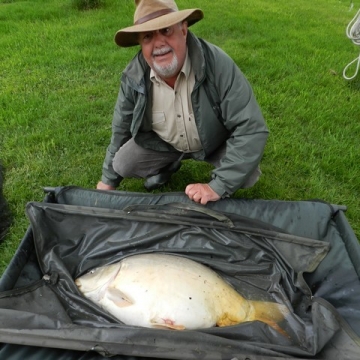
[250,300,290,337]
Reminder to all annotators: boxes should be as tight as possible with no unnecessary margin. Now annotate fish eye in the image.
[89,269,96,274]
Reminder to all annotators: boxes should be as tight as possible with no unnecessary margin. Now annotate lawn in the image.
[0,0,359,274]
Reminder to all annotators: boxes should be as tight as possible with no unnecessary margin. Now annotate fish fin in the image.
[150,317,186,330]
[261,319,289,338]
[216,312,245,327]
[105,287,134,307]
[250,301,290,338]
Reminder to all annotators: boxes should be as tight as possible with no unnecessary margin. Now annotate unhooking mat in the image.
[0,186,359,360]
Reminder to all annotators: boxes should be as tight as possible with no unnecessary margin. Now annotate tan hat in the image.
[114,0,203,47]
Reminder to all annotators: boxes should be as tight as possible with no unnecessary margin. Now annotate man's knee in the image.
[112,150,136,178]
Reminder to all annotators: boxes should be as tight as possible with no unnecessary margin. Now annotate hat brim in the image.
[114,9,203,47]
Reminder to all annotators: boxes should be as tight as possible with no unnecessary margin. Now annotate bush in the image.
[72,0,105,10]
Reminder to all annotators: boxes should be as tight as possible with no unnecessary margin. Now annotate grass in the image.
[0,0,359,274]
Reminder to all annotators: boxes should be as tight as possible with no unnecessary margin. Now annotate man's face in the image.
[139,22,188,80]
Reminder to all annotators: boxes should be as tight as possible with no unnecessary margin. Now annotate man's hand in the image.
[96,181,116,191]
[185,183,221,205]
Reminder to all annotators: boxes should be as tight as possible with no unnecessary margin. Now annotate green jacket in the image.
[101,32,269,197]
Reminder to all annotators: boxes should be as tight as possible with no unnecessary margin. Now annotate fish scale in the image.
[75,253,289,334]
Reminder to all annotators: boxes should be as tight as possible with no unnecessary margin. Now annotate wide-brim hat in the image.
[115,0,203,47]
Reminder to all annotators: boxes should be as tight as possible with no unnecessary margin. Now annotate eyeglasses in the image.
[139,25,177,44]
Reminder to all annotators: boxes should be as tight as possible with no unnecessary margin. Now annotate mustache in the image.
[152,47,173,56]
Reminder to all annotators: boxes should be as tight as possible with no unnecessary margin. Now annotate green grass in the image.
[1,0,360,274]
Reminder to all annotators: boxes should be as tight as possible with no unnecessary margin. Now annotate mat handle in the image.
[124,202,234,228]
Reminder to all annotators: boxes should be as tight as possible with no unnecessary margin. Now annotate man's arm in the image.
[98,81,134,189]
[186,45,268,203]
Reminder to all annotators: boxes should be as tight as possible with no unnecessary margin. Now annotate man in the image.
[97,0,269,205]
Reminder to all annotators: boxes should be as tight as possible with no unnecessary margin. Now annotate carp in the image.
[75,253,289,334]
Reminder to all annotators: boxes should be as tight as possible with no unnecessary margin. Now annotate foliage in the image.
[71,0,105,11]
[0,0,359,274]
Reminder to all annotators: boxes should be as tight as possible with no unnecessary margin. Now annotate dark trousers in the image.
[112,138,261,189]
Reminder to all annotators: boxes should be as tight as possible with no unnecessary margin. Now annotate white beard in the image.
[152,47,179,78]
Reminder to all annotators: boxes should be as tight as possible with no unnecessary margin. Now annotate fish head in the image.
[75,263,121,300]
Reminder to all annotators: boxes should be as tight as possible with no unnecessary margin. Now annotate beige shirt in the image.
[150,52,202,152]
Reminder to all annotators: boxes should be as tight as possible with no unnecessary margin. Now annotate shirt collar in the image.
[150,49,191,84]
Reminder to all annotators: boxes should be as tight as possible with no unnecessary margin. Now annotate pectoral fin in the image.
[105,287,134,307]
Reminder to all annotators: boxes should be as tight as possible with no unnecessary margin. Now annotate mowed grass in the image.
[0,0,359,274]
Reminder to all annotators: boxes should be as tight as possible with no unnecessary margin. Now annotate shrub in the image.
[71,0,105,11]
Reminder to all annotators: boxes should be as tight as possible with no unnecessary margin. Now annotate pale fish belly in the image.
[75,253,289,333]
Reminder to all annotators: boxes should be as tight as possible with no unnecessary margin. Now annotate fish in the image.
[75,253,289,334]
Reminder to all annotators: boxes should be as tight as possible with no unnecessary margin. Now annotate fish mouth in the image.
[76,263,121,294]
